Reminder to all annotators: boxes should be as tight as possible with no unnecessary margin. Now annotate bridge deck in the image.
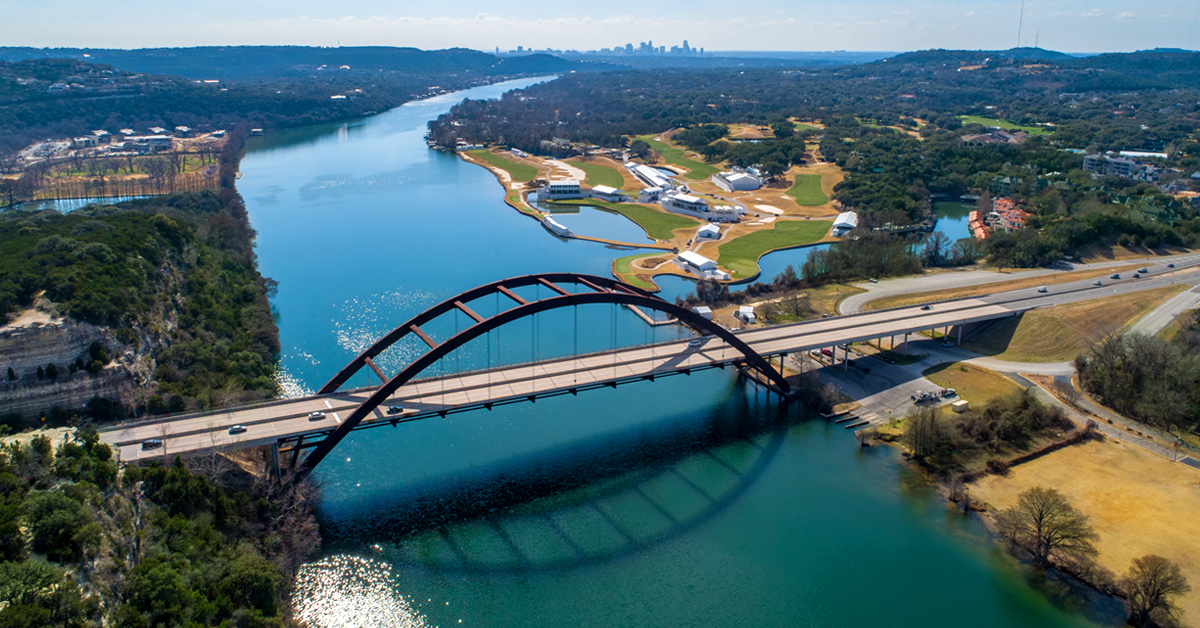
[101,263,1200,464]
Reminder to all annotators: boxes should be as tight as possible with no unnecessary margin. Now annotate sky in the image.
[3,0,1199,53]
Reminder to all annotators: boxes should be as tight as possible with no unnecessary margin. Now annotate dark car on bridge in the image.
[141,439,163,450]
[308,411,326,421]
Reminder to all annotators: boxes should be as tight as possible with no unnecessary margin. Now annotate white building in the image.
[629,163,673,189]
[692,306,713,320]
[588,185,628,202]
[832,211,858,237]
[674,251,730,281]
[542,216,573,237]
[735,306,757,324]
[708,205,743,224]
[638,186,664,203]
[713,171,762,192]
[663,193,708,214]
[697,223,721,239]
[542,179,583,200]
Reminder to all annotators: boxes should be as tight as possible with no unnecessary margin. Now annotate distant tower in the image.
[683,40,691,53]
[1016,0,1025,48]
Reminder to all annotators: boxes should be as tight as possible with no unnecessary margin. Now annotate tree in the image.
[22,492,98,563]
[1122,554,1190,627]
[629,140,651,160]
[44,363,57,381]
[923,231,950,266]
[996,486,1098,569]
[903,406,950,460]
[6,367,14,381]
[35,366,43,380]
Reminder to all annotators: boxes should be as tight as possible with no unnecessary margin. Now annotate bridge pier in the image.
[269,442,282,483]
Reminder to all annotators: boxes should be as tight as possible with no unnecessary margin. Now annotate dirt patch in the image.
[970,438,1200,622]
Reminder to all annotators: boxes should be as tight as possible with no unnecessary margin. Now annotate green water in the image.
[236,79,1123,628]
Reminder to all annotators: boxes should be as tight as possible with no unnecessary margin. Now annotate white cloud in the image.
[1114,11,1134,20]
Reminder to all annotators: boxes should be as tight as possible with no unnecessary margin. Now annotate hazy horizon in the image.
[2,1,1198,55]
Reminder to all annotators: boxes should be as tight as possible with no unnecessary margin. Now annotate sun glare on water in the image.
[293,555,431,628]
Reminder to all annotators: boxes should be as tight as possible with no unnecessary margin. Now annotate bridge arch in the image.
[297,273,788,478]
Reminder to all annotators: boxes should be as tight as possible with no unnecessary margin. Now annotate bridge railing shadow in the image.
[317,382,808,575]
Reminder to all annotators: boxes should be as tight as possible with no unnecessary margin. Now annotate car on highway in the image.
[386,406,403,415]
[1167,263,1176,268]
[1110,273,1121,279]
[821,348,834,356]
[308,411,326,421]
[1093,280,1103,286]
[141,439,163,450]
[228,425,247,435]
[868,278,878,283]
[1132,273,1141,278]
[940,341,954,347]
[688,338,703,347]
[1037,285,1048,293]
[1138,267,1149,273]
[920,304,932,310]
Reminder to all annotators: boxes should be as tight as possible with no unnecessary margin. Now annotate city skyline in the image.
[2,1,1199,53]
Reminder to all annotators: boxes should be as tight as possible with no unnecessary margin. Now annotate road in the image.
[100,261,1200,464]
[839,252,1200,314]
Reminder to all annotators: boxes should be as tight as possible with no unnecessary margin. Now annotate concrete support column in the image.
[957,323,963,344]
[269,442,282,482]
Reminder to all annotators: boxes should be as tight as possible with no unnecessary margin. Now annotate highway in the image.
[100,260,1200,464]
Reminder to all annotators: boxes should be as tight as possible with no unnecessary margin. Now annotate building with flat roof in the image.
[697,223,721,239]
[629,163,673,189]
[735,306,756,323]
[542,179,583,200]
[588,185,628,202]
[663,193,708,214]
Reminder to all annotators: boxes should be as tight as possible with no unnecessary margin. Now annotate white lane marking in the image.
[323,399,333,409]
[332,412,342,425]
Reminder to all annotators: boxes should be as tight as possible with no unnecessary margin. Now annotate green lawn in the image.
[633,135,720,180]
[786,174,828,206]
[549,199,700,241]
[716,220,832,279]
[567,159,626,190]
[467,149,538,182]
[959,115,1051,135]
[793,122,819,131]
[613,253,661,291]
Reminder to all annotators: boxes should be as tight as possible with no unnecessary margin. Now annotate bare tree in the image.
[903,405,950,460]
[1122,554,1190,627]
[997,486,1098,569]
[1053,378,1081,408]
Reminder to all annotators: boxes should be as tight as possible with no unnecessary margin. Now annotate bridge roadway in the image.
[101,265,1200,463]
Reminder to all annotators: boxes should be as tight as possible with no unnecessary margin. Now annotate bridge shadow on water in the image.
[316,382,811,575]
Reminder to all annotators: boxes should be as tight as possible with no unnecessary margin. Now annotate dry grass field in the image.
[961,285,1186,362]
[923,363,1024,407]
[971,438,1200,623]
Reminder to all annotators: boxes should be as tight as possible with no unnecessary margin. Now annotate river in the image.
[232,78,1123,627]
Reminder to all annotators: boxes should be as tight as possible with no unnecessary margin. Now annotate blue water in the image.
[226,79,1120,628]
[543,205,653,243]
[933,201,973,243]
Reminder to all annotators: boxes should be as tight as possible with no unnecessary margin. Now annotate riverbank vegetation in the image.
[0,183,280,421]
[429,49,1200,274]
[1076,311,1200,434]
[0,429,317,627]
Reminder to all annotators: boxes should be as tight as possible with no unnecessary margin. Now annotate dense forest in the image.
[0,49,598,157]
[0,185,280,418]
[0,429,317,627]
[430,48,1200,268]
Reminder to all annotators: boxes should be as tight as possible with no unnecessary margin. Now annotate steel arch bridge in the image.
[291,272,790,479]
